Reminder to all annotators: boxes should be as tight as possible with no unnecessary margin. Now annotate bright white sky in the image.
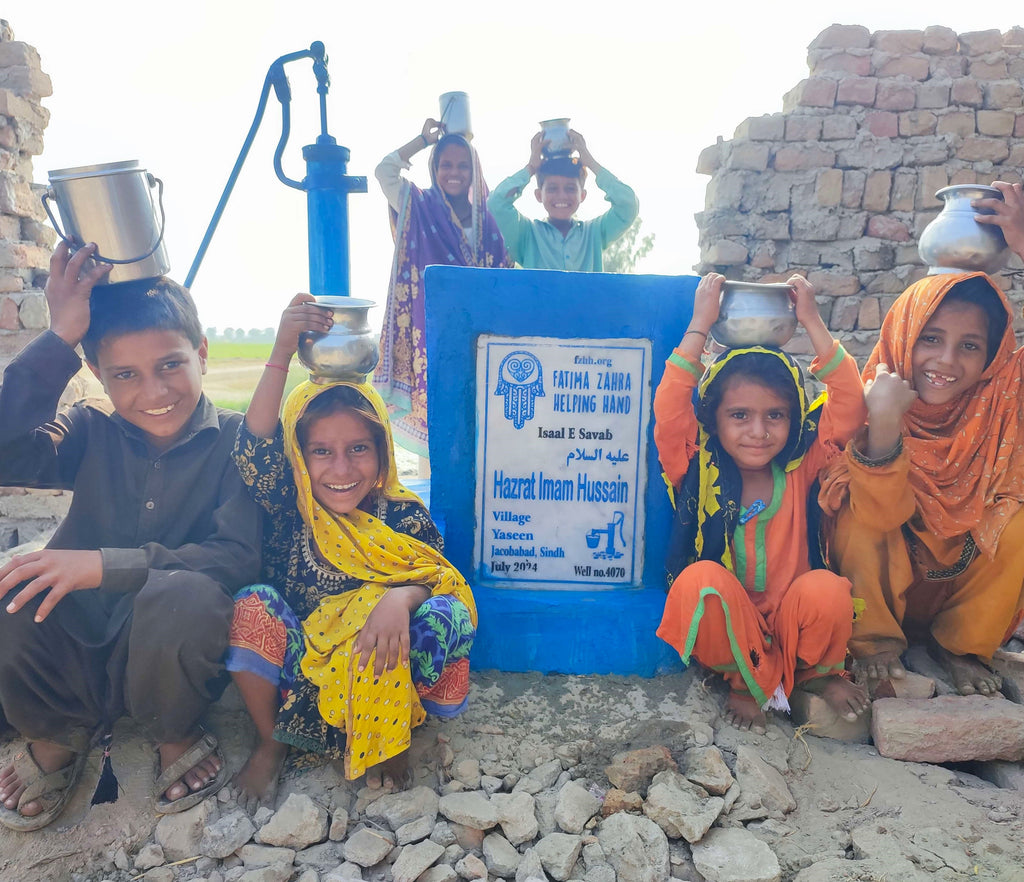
[6,1,1018,331]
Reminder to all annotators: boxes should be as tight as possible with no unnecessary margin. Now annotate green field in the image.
[205,341,305,412]
[207,340,275,359]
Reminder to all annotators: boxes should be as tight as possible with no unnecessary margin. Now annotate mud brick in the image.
[898,111,936,136]
[783,77,837,111]
[958,30,1004,56]
[977,110,1015,136]
[951,78,984,107]
[867,215,911,241]
[875,79,916,111]
[810,25,870,50]
[865,111,898,137]
[875,55,930,80]
[836,77,878,106]
[871,30,924,54]
[937,110,976,137]
[809,49,872,77]
[969,57,1009,79]
[956,136,1010,163]
[922,25,957,54]
[871,696,1024,762]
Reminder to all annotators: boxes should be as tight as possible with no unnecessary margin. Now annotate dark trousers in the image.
[0,570,233,753]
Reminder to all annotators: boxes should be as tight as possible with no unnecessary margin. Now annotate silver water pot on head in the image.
[711,281,798,348]
[918,185,1009,275]
[42,160,170,285]
[297,297,379,384]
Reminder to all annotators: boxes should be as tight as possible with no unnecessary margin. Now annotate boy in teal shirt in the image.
[487,130,639,272]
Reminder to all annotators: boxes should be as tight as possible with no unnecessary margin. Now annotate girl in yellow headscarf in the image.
[225,294,476,811]
[655,273,869,736]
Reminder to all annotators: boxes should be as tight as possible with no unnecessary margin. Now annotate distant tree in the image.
[248,328,262,339]
[205,326,218,341]
[223,327,236,340]
[263,327,275,339]
[603,217,655,274]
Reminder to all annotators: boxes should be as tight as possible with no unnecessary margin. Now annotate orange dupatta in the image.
[820,272,1024,557]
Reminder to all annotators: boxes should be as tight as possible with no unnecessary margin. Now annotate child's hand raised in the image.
[973,181,1024,260]
[865,363,917,420]
[787,274,823,329]
[569,130,598,170]
[45,241,113,348]
[269,293,333,364]
[863,363,916,460]
[692,272,724,330]
[528,131,546,175]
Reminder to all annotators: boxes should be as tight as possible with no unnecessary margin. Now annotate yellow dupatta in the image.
[282,380,477,779]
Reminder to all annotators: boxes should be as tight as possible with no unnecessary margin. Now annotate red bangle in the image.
[265,362,289,372]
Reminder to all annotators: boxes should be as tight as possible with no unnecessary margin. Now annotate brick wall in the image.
[695,24,1024,358]
[0,19,52,365]
[0,22,67,546]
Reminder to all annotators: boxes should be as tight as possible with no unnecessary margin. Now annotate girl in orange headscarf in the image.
[821,267,1024,696]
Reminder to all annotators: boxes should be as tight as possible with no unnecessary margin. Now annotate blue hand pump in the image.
[184,42,366,297]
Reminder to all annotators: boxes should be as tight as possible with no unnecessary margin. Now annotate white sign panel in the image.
[475,336,652,587]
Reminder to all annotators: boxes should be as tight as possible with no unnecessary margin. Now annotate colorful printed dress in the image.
[227,381,476,778]
[373,135,510,457]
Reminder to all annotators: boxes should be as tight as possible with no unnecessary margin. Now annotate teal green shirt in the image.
[486,167,639,271]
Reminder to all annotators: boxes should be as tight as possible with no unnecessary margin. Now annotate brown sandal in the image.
[153,730,229,814]
[0,746,86,832]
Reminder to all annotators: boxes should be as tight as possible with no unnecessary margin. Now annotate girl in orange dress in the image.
[655,273,869,733]
[821,269,1024,695]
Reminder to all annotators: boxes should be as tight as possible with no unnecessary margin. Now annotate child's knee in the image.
[668,560,739,600]
[788,570,854,621]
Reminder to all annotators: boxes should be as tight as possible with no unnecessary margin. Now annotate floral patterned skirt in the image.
[226,584,474,757]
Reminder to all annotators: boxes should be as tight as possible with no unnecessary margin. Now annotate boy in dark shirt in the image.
[0,242,261,830]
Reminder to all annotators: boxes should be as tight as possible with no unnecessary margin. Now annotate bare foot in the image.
[930,643,1003,696]
[158,735,223,802]
[855,650,906,681]
[366,750,412,791]
[803,675,870,721]
[233,739,287,815]
[0,742,74,817]
[723,692,767,735]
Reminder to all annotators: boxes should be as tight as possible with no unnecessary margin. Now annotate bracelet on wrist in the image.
[419,133,429,148]
[683,329,708,340]
[850,436,903,467]
[265,362,290,372]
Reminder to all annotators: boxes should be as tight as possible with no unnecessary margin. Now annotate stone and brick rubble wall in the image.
[0,19,53,363]
[695,24,1024,359]
[0,22,66,542]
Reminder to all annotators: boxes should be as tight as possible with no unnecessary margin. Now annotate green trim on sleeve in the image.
[812,343,846,379]
[668,352,702,378]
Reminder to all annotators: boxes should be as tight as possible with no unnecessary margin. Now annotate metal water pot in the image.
[918,185,1008,275]
[297,297,379,383]
[42,160,170,284]
[710,281,798,348]
[440,91,472,139]
[539,118,572,158]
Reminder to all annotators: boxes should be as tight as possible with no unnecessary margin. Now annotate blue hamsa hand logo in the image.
[494,351,545,429]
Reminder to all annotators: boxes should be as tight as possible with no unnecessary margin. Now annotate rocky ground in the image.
[3,456,1024,882]
[2,657,1024,882]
